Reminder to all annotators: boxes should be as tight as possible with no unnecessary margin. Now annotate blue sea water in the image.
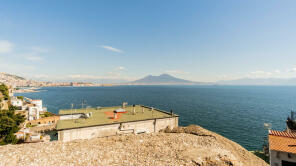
[16,85,296,151]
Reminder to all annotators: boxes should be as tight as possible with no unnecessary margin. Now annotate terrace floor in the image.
[57,105,174,130]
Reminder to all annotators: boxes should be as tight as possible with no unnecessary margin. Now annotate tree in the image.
[16,96,23,100]
[0,108,25,145]
[0,84,9,100]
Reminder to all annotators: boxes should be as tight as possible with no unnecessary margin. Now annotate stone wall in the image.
[58,116,178,142]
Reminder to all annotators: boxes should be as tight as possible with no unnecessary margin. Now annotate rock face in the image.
[0,125,268,166]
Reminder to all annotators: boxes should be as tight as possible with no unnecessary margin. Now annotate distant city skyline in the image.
[0,0,296,82]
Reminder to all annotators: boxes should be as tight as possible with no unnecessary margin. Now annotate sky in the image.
[0,0,296,82]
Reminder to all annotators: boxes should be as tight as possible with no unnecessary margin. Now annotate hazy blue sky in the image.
[0,0,296,82]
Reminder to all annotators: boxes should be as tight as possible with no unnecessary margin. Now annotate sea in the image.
[15,85,296,151]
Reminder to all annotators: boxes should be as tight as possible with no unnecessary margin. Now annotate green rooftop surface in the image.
[57,105,176,130]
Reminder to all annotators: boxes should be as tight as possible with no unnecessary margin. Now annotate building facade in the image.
[31,100,43,112]
[28,105,40,121]
[269,130,296,166]
[11,97,23,107]
[58,116,178,142]
[57,105,179,142]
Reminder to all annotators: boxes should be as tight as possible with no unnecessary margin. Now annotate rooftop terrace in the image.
[57,105,177,130]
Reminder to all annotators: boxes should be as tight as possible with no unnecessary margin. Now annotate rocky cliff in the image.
[0,125,267,166]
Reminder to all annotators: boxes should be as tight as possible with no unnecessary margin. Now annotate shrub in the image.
[0,109,25,145]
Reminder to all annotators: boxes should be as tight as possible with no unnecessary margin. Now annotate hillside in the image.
[130,74,200,85]
[0,125,267,166]
[0,72,40,87]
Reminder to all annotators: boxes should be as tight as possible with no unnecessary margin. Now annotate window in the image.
[282,160,296,166]
[287,153,292,158]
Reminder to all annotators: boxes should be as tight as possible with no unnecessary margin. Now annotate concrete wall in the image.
[29,116,60,126]
[270,150,296,166]
[58,116,178,142]
[60,114,83,120]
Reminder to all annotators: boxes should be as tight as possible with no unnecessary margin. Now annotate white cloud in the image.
[0,40,13,53]
[33,74,49,78]
[100,45,123,53]
[23,54,43,61]
[274,69,280,73]
[28,46,48,53]
[67,74,132,80]
[289,68,296,72]
[115,66,125,71]
[250,70,273,76]
[68,74,101,79]
[16,46,47,61]
[165,70,189,75]
[244,70,273,79]
[0,59,36,71]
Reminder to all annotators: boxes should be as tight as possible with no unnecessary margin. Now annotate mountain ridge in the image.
[129,74,200,85]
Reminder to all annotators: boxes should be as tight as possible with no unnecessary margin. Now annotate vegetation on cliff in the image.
[0,84,9,100]
[0,85,25,145]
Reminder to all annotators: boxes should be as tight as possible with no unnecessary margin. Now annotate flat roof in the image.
[56,105,177,130]
[269,130,296,154]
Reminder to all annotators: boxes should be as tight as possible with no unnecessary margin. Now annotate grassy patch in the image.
[40,111,55,118]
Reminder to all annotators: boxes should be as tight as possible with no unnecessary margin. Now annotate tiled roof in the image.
[269,130,296,139]
[269,130,296,154]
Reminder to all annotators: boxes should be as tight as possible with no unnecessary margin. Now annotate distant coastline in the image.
[14,87,43,93]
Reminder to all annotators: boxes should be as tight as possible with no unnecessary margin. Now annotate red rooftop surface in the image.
[269,130,296,154]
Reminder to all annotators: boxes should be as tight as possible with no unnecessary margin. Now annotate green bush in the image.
[0,109,25,145]
[16,96,23,100]
[9,105,17,111]
[0,84,9,100]
[40,111,55,118]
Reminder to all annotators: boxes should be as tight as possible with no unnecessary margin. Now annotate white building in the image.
[11,98,23,107]
[31,100,43,112]
[57,105,179,142]
[269,130,296,166]
[28,105,40,121]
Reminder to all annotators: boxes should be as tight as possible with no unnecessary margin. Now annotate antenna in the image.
[71,103,74,120]
[81,99,87,119]
[81,100,86,109]
[151,107,154,117]
[132,105,136,115]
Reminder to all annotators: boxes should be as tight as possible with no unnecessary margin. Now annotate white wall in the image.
[59,114,83,120]
[58,117,178,142]
[31,100,43,111]
[270,150,296,166]
[28,106,39,121]
[11,99,23,107]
